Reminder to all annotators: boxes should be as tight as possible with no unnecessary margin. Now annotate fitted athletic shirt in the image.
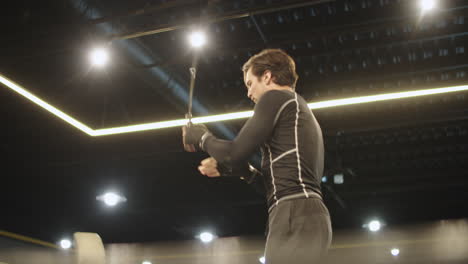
[201,89,324,209]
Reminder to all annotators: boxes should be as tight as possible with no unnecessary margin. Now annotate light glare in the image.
[391,248,400,256]
[199,232,214,243]
[189,31,206,48]
[1,73,467,136]
[97,192,126,207]
[142,261,152,264]
[104,193,119,206]
[369,220,381,232]
[259,256,266,263]
[420,0,436,12]
[60,239,72,249]
[90,48,109,67]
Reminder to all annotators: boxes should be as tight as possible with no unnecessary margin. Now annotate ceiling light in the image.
[391,248,400,256]
[189,31,206,48]
[90,48,109,67]
[96,192,127,207]
[420,0,436,12]
[91,84,468,136]
[198,232,214,243]
[368,220,381,232]
[1,73,467,136]
[0,74,94,135]
[59,239,72,249]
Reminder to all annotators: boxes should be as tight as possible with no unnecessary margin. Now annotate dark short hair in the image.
[242,49,298,89]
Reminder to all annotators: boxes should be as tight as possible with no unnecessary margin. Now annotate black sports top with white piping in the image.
[201,89,324,210]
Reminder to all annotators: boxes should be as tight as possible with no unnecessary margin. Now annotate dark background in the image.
[1,0,467,244]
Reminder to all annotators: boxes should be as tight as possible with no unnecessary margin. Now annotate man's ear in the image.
[263,70,272,84]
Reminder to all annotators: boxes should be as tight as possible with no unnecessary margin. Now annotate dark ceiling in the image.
[1,0,468,244]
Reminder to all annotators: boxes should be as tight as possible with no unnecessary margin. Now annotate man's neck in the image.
[270,85,294,92]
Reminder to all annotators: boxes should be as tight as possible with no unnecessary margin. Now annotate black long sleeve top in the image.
[202,89,324,208]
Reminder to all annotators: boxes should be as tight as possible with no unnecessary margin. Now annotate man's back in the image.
[254,90,324,208]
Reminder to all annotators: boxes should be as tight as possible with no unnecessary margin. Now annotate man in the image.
[182,49,332,263]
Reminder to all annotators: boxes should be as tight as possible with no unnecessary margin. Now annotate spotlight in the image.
[189,31,207,48]
[59,239,72,249]
[89,48,109,67]
[96,192,127,207]
[368,220,381,232]
[198,231,214,243]
[420,0,436,12]
[391,248,400,256]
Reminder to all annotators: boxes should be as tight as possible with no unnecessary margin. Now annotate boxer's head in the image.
[242,49,298,103]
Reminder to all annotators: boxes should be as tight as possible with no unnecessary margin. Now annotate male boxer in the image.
[183,49,332,263]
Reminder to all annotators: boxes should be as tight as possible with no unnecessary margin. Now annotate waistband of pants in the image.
[268,191,322,213]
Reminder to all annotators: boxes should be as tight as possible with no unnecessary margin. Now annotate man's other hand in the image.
[198,157,221,177]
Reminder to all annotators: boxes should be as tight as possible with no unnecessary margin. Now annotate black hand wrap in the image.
[217,162,261,184]
[183,123,211,151]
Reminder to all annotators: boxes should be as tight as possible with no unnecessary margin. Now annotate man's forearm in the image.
[217,162,266,195]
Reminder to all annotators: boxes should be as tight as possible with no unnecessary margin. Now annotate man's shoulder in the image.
[260,89,295,104]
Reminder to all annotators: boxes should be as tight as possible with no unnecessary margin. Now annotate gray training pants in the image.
[264,197,332,264]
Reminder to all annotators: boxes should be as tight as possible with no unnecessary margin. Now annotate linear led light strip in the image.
[1,73,468,137]
[0,74,95,136]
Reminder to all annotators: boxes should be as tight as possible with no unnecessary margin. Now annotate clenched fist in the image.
[182,123,209,152]
[198,157,221,177]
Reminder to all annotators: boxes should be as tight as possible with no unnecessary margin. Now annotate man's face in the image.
[244,68,270,104]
